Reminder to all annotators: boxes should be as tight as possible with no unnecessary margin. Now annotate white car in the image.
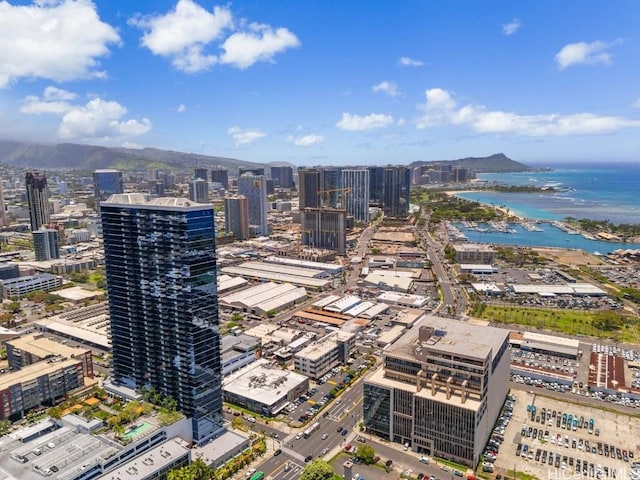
[246,469,256,477]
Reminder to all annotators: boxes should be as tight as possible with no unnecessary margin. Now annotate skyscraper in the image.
[211,168,229,189]
[383,167,411,217]
[298,168,321,209]
[25,172,50,231]
[270,166,294,188]
[101,194,223,442]
[33,229,60,261]
[189,179,209,203]
[194,168,208,181]
[224,196,249,241]
[238,167,265,177]
[0,181,8,227]
[368,167,385,207]
[237,174,269,236]
[301,208,346,255]
[342,169,370,222]
[93,169,124,207]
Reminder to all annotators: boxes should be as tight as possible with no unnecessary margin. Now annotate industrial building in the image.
[509,283,607,296]
[220,263,330,289]
[363,315,510,467]
[377,291,428,308]
[220,281,307,316]
[35,302,111,349]
[294,331,356,379]
[223,359,309,416]
[509,331,580,359]
[221,334,260,376]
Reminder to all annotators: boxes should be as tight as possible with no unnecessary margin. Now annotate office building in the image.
[93,169,123,207]
[298,168,322,209]
[154,181,165,196]
[383,166,411,217]
[237,174,269,237]
[301,208,346,255]
[194,167,209,180]
[271,166,294,188]
[363,316,510,467]
[33,228,60,261]
[189,178,209,203]
[342,168,370,222]
[224,196,250,241]
[294,331,355,379]
[25,171,50,231]
[453,244,495,264]
[0,273,62,298]
[211,168,229,189]
[0,181,8,227]
[101,194,223,442]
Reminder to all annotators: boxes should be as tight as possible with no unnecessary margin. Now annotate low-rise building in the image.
[453,244,495,264]
[0,273,62,298]
[223,359,309,416]
[294,331,356,379]
[221,334,260,376]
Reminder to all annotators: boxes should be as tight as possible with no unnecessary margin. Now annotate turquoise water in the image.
[452,164,640,253]
[124,422,153,439]
[453,222,640,254]
[462,164,640,225]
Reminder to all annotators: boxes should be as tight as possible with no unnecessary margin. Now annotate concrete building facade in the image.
[237,174,268,237]
[342,168,370,222]
[224,196,249,241]
[301,208,346,255]
[363,316,510,467]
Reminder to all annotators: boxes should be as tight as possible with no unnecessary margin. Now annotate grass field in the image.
[474,305,640,343]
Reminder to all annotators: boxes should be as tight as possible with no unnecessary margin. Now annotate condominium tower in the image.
[342,168,370,222]
[237,174,268,237]
[101,194,223,442]
[25,172,50,231]
[224,196,250,241]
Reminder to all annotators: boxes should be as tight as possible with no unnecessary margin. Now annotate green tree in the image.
[168,458,216,480]
[5,301,20,313]
[356,444,376,465]
[0,419,10,436]
[230,313,243,322]
[300,459,334,480]
[231,416,245,430]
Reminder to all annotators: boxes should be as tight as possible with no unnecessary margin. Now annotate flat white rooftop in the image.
[325,295,361,313]
[220,266,330,288]
[223,359,308,406]
[377,291,428,307]
[511,283,606,296]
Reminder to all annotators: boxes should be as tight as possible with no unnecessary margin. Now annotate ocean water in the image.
[456,164,640,225]
[452,163,640,253]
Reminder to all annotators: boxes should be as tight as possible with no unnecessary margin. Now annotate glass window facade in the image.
[363,384,391,439]
[101,201,222,442]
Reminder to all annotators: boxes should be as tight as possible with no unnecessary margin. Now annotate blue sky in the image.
[0,0,639,166]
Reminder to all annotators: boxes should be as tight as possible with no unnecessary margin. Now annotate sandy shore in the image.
[444,190,525,220]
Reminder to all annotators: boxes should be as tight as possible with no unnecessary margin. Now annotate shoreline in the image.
[444,190,640,246]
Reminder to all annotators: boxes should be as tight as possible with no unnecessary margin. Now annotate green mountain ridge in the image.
[409,153,531,173]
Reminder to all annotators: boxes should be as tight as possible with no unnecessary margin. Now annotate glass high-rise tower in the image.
[101,194,222,442]
[25,171,50,231]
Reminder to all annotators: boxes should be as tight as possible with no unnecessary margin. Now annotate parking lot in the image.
[494,390,640,479]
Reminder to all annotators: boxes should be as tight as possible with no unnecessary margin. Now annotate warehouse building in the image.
[364,315,510,467]
[223,359,309,416]
[220,282,307,316]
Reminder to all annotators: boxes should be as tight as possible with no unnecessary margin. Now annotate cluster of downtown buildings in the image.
[0,160,513,478]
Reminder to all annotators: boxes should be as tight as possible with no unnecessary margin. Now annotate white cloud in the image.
[130,0,232,73]
[20,87,151,142]
[398,56,423,67]
[555,41,614,70]
[220,23,300,69]
[0,0,120,88]
[502,18,521,36]
[287,134,324,147]
[228,126,266,146]
[417,87,640,136]
[336,113,394,131]
[633,98,640,108]
[372,81,400,97]
[397,118,406,126]
[177,103,187,113]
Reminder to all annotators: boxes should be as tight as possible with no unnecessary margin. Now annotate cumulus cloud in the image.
[417,87,640,136]
[502,18,521,36]
[555,41,615,70]
[633,98,640,108]
[220,23,300,69]
[228,126,266,146]
[130,1,299,72]
[0,0,120,87]
[398,56,423,67]
[20,87,151,142]
[372,81,400,97]
[130,0,232,72]
[287,134,324,147]
[177,103,187,113]
[336,113,394,131]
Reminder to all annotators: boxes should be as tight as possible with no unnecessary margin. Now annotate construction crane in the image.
[317,187,351,208]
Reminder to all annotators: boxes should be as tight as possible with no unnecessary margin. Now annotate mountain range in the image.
[0,141,530,173]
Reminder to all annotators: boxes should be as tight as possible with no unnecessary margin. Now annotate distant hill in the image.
[0,140,281,173]
[410,153,531,173]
